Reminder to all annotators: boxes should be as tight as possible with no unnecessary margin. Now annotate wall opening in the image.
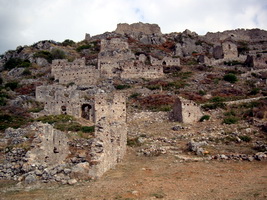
[61,105,67,115]
[81,104,92,120]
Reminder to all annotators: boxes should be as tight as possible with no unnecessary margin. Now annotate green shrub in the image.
[223,116,239,124]
[33,51,53,63]
[239,135,252,142]
[127,137,142,147]
[0,76,3,85]
[51,48,66,60]
[199,115,210,122]
[211,96,225,103]
[224,60,244,66]
[22,68,31,76]
[198,90,206,96]
[201,102,226,110]
[223,73,238,83]
[5,81,19,90]
[76,44,92,52]
[249,88,260,95]
[146,84,160,90]
[4,58,31,70]
[81,126,95,133]
[115,84,131,90]
[62,39,75,46]
[0,114,29,130]
[129,93,141,99]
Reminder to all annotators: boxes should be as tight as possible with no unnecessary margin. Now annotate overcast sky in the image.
[0,0,267,54]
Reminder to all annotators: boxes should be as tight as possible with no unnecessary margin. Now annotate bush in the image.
[51,48,66,60]
[76,44,92,52]
[62,39,75,46]
[115,84,131,90]
[224,60,244,66]
[223,73,238,83]
[4,58,31,70]
[223,117,239,124]
[5,81,19,91]
[201,102,226,111]
[0,114,30,130]
[239,135,252,142]
[127,137,142,147]
[249,88,260,95]
[81,126,95,133]
[211,96,225,103]
[34,51,53,63]
[199,115,210,122]
[129,93,141,99]
[22,68,31,76]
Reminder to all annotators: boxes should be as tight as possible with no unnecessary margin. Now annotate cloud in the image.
[0,0,266,54]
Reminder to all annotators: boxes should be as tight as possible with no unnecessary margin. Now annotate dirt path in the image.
[1,149,267,200]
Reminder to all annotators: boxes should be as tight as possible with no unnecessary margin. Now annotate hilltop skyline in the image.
[0,0,267,54]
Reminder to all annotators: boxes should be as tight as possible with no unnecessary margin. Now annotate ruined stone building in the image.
[34,83,127,178]
[172,97,202,124]
[51,37,166,83]
[150,56,180,66]
[51,58,100,86]
[36,84,96,120]
[115,22,166,45]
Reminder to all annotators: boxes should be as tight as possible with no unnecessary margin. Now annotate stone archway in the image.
[81,104,92,120]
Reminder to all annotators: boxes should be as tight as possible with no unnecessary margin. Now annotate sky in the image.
[0,0,267,54]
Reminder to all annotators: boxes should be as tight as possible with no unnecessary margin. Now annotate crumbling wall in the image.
[115,22,162,35]
[26,123,69,166]
[173,97,202,123]
[253,54,267,69]
[89,93,127,177]
[120,61,164,79]
[51,58,100,86]
[36,85,95,121]
[222,41,238,59]
[150,56,180,66]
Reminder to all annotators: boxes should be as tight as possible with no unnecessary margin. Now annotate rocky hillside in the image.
[0,22,266,187]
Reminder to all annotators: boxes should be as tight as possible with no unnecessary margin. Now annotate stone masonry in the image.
[172,97,203,124]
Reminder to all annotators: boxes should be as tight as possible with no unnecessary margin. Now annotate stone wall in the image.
[36,85,95,121]
[173,97,202,123]
[222,41,238,59]
[88,92,127,177]
[115,22,162,35]
[51,58,100,86]
[120,61,164,79]
[150,56,180,66]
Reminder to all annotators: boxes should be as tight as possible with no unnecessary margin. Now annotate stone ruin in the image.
[115,22,166,44]
[172,97,203,124]
[51,57,100,86]
[0,91,127,183]
[52,37,171,85]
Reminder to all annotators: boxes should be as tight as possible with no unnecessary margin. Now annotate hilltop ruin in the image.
[0,22,266,185]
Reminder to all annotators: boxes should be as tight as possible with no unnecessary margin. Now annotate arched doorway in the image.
[81,104,92,120]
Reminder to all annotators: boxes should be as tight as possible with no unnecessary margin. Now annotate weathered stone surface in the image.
[25,174,37,184]
[115,22,162,35]
[67,179,77,185]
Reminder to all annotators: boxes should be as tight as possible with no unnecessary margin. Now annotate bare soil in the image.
[1,149,266,200]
